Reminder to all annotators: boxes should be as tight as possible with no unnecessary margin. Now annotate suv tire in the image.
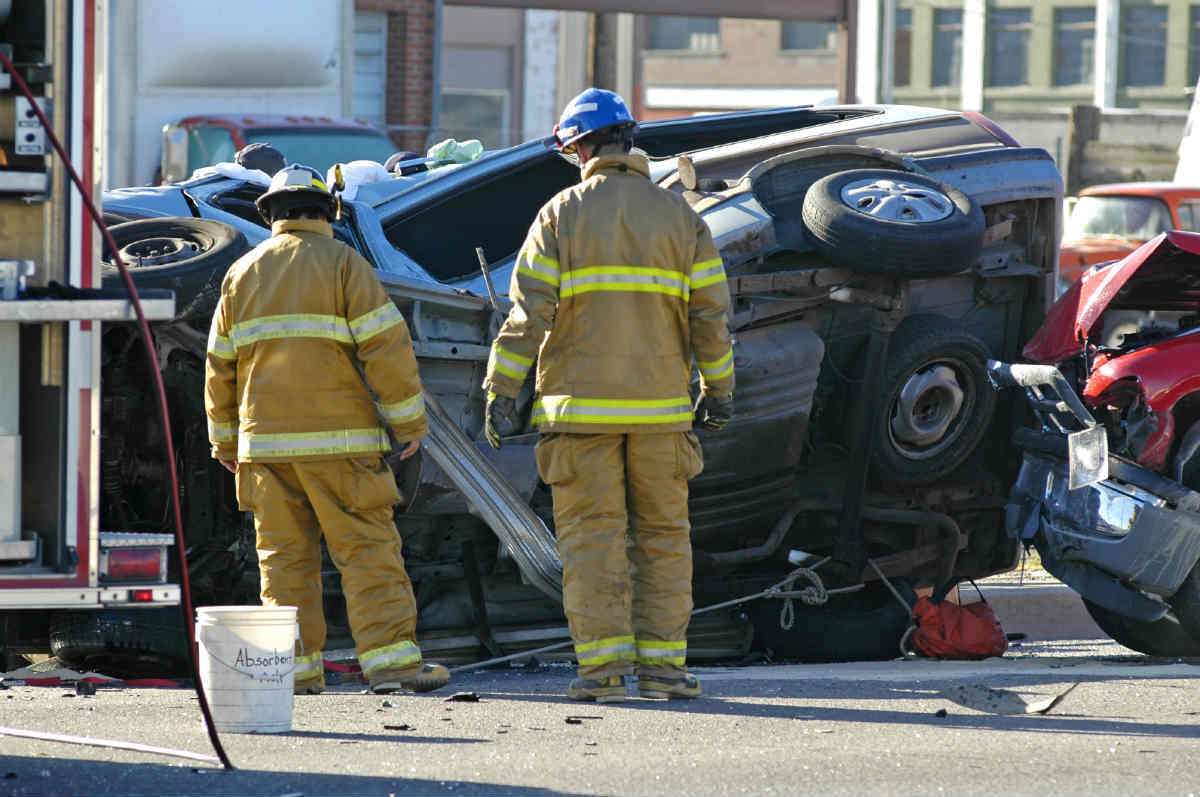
[1082,599,1200,657]
[100,217,249,320]
[873,314,996,486]
[802,168,985,277]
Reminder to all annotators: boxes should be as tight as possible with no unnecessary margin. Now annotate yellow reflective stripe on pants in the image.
[229,313,353,348]
[575,635,636,667]
[207,418,238,443]
[359,639,422,677]
[560,266,689,299]
[379,393,425,425]
[239,428,389,459]
[697,348,734,382]
[491,345,534,381]
[690,257,726,290]
[349,302,405,343]
[533,395,693,426]
[295,651,324,681]
[636,639,687,667]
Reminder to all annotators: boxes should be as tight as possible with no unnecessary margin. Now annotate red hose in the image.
[0,50,233,770]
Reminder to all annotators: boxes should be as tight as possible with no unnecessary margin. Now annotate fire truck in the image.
[0,0,178,667]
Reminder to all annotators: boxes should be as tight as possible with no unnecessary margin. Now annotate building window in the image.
[781,21,837,51]
[932,9,963,88]
[1190,5,1200,88]
[1054,7,1095,87]
[894,9,912,88]
[648,16,720,52]
[987,8,1031,87]
[440,89,511,149]
[1122,5,1167,87]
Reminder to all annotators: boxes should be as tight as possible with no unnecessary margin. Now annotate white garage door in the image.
[354,10,388,129]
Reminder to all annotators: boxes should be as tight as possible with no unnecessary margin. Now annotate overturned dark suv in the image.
[9,104,1064,670]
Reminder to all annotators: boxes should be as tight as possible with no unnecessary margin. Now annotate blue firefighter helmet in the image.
[553,88,636,152]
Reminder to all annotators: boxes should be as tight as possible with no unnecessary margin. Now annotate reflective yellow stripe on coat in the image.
[560,266,690,299]
[532,396,693,427]
[229,313,353,348]
[239,428,389,459]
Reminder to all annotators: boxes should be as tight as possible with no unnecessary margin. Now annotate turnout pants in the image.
[537,431,704,680]
[235,456,423,689]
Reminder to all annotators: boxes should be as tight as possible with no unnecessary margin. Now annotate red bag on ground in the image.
[908,581,1007,659]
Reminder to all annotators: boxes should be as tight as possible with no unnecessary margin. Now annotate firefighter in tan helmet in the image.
[483,89,735,702]
[204,164,449,695]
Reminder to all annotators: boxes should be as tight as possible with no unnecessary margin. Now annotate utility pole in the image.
[590,12,619,92]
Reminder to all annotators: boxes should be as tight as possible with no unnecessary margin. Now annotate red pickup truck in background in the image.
[1059,182,1200,288]
[160,114,397,183]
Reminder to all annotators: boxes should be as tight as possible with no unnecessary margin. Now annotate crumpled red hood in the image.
[1023,231,1200,363]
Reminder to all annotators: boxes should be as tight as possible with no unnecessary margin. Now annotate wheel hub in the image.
[840,177,955,223]
[890,364,964,453]
[114,236,201,267]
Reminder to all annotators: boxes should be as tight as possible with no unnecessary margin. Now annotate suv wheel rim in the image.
[840,177,955,223]
[113,236,203,268]
[889,362,966,458]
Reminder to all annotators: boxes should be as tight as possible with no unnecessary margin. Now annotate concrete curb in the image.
[975,581,1106,641]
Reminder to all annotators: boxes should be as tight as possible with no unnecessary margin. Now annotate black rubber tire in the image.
[748,579,917,662]
[872,314,996,486]
[48,609,191,678]
[1082,599,1200,657]
[802,168,985,277]
[1171,563,1200,642]
[99,217,249,320]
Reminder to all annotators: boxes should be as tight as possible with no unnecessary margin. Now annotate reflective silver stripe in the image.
[229,314,353,348]
[239,428,389,458]
[690,257,726,290]
[560,266,688,299]
[636,641,687,661]
[359,640,422,676]
[697,348,734,382]
[207,331,236,360]
[517,251,561,287]
[295,652,323,681]
[533,395,693,426]
[575,636,637,666]
[349,302,405,343]
[491,345,533,381]
[207,418,238,443]
[380,393,425,424]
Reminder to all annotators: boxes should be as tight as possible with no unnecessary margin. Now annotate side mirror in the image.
[161,123,189,184]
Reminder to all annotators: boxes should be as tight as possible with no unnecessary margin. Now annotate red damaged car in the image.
[990,231,1200,656]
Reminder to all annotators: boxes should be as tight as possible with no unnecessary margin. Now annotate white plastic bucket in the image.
[195,605,298,733]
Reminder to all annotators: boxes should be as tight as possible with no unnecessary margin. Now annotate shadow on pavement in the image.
[453,670,1200,742]
[0,755,586,797]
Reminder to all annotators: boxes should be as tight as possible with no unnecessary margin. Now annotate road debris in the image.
[384,724,413,731]
[941,682,1080,715]
[445,692,480,702]
[75,681,96,696]
[565,715,603,725]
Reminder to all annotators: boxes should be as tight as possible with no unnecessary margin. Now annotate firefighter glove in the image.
[694,392,733,432]
[485,392,519,449]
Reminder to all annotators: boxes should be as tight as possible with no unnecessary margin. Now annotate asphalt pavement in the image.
[2,573,1196,797]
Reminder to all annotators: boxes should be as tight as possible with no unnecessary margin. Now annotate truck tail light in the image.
[129,589,155,602]
[101,548,164,583]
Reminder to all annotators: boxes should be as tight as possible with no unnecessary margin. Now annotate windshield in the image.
[1064,195,1174,241]
[245,128,398,175]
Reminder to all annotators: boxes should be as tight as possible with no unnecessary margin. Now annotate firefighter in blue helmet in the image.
[483,88,735,702]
